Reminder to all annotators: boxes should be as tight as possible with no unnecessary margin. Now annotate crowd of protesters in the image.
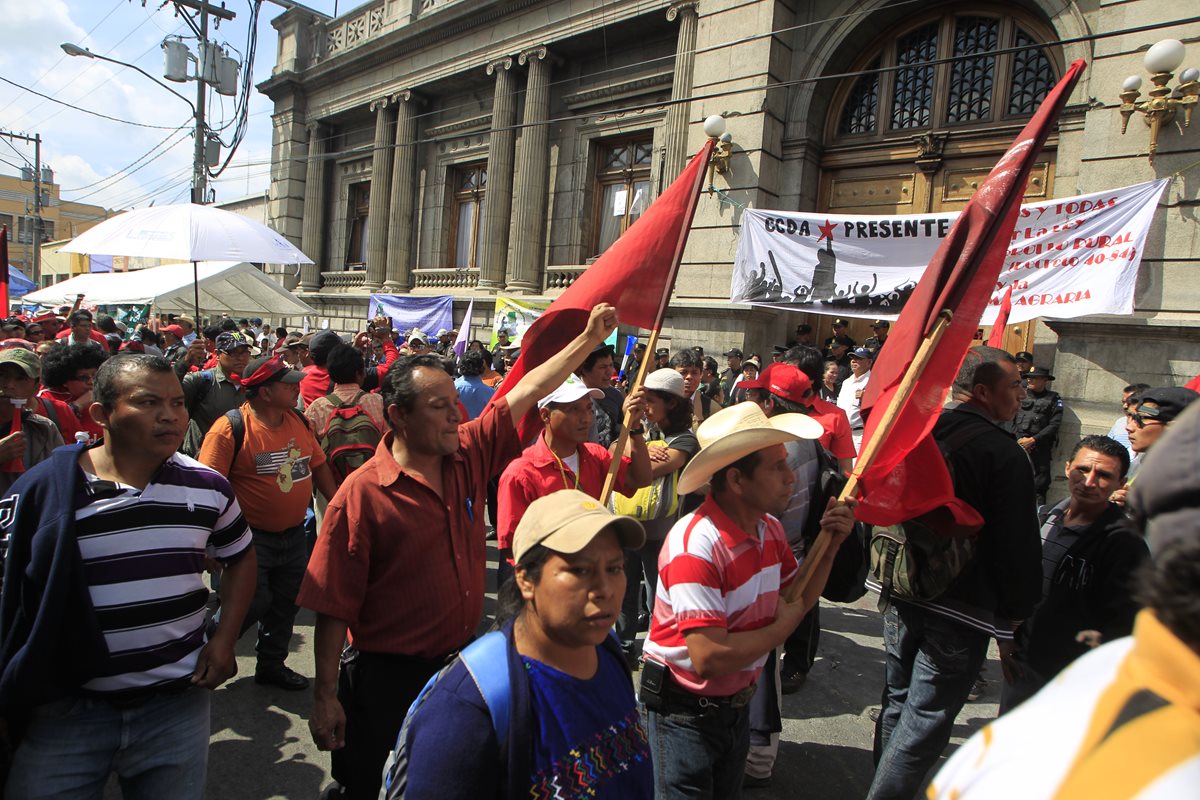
[0,303,1195,800]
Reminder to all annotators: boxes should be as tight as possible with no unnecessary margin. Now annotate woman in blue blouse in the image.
[391,490,654,800]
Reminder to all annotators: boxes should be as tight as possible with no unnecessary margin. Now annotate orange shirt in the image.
[198,402,326,530]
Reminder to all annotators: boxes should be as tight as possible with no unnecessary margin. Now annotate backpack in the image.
[316,390,381,483]
[610,438,681,521]
[179,369,217,458]
[868,422,981,610]
[223,406,310,468]
[807,442,871,604]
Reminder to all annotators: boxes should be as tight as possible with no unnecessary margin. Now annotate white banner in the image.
[731,179,1168,324]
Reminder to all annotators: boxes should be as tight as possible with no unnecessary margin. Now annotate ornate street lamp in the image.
[1118,39,1199,165]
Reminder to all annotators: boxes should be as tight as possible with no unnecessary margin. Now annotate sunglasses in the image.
[1126,405,1164,428]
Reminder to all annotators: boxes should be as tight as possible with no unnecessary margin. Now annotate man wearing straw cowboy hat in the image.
[640,402,857,799]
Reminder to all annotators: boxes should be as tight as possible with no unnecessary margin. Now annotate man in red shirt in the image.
[497,374,651,562]
[783,345,856,472]
[298,304,629,800]
[300,320,397,408]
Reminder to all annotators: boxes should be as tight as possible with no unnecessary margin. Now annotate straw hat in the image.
[677,401,824,494]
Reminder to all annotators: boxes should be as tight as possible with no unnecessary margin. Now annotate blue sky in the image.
[0,0,358,212]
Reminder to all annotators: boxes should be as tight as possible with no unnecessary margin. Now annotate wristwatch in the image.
[628,426,645,436]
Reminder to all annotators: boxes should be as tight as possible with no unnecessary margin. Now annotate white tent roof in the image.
[23,261,315,316]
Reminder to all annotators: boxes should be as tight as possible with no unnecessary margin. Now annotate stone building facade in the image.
[260,0,1200,496]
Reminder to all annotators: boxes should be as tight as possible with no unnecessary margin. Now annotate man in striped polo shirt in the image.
[0,353,257,799]
[641,402,857,799]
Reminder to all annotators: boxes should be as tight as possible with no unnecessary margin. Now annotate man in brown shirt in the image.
[298,303,623,800]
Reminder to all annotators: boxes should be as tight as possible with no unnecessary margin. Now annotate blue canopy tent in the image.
[8,265,35,298]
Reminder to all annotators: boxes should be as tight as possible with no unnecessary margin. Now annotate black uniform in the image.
[1013,389,1063,505]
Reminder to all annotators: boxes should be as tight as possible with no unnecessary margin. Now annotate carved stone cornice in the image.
[667,1,698,22]
[563,72,673,110]
[425,113,492,138]
[486,56,513,76]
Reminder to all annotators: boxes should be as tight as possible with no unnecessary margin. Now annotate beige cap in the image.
[513,489,646,564]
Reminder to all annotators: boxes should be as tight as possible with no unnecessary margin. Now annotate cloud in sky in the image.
[0,0,345,212]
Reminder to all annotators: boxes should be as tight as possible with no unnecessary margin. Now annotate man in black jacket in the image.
[869,346,1042,800]
[1013,366,1063,506]
[1000,435,1148,713]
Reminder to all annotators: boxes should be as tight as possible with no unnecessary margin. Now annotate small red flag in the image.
[986,283,1015,348]
[856,60,1086,529]
[491,139,714,439]
[0,227,10,318]
[1184,374,1200,393]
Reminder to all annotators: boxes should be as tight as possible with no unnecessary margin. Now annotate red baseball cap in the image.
[162,324,186,338]
[739,363,813,406]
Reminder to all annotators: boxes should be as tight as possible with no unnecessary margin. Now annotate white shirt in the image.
[837,370,871,429]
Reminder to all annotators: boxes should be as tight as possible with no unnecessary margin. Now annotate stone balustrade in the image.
[412,268,479,289]
[543,266,587,292]
[319,269,367,291]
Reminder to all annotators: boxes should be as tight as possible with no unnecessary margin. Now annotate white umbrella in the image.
[58,203,313,319]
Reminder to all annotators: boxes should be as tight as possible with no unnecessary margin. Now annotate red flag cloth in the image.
[986,283,1015,348]
[856,60,1086,529]
[1184,374,1200,393]
[0,227,9,318]
[490,139,714,440]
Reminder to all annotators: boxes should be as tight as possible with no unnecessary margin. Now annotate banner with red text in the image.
[731,179,1167,323]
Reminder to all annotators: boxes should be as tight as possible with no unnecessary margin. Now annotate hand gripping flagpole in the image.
[783,309,954,603]
[600,139,715,504]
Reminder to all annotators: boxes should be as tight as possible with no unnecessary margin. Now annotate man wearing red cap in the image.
[161,324,187,365]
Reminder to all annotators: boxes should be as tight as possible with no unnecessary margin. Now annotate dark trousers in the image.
[782,603,821,675]
[332,649,446,800]
[212,525,306,668]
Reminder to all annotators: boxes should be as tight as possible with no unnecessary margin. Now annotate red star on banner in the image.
[817,219,837,242]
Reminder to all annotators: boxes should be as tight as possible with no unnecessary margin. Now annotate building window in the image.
[450,163,486,270]
[16,217,34,245]
[40,220,54,243]
[345,182,370,267]
[593,137,653,256]
[833,9,1058,139]
[0,214,11,240]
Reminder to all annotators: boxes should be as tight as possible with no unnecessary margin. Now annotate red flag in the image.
[491,139,714,439]
[1184,374,1200,393]
[856,60,1086,529]
[0,227,9,318]
[986,283,1015,348]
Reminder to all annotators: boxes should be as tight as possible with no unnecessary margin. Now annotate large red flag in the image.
[985,282,1015,348]
[0,228,9,318]
[855,60,1086,529]
[491,139,714,439]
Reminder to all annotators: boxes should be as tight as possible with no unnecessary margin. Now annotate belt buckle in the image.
[696,696,719,711]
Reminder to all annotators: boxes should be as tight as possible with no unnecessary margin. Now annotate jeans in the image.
[646,702,750,800]
[868,602,989,800]
[5,687,210,800]
[212,525,306,669]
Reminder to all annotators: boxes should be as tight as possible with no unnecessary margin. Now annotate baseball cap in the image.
[723,348,744,358]
[871,319,890,328]
[655,347,670,357]
[644,368,688,398]
[1014,350,1034,362]
[740,363,813,406]
[162,324,186,338]
[512,489,645,564]
[833,318,849,327]
[0,348,41,378]
[214,331,253,354]
[538,375,604,409]
[436,328,451,338]
[409,329,428,345]
[242,355,305,388]
[850,347,875,360]
[307,330,342,362]
[1137,387,1200,424]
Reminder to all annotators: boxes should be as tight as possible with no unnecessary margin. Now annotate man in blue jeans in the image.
[868,347,1042,800]
[0,355,257,799]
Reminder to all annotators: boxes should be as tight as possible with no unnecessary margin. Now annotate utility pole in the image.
[0,130,45,285]
[170,0,236,205]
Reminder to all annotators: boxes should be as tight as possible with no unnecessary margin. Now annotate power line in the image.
[0,76,189,130]
[61,126,194,202]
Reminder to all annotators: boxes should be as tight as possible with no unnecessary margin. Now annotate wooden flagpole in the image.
[783,308,954,603]
[599,139,715,504]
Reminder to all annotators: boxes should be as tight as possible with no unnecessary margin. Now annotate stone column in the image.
[507,47,555,294]
[298,121,327,292]
[663,2,699,179]
[364,96,393,291]
[479,57,516,292]
[384,90,422,292]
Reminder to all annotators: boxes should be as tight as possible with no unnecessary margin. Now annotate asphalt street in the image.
[197,546,1001,800]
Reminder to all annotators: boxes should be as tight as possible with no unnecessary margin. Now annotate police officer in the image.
[1014,350,1034,375]
[865,319,890,351]
[823,318,855,357]
[1014,366,1063,506]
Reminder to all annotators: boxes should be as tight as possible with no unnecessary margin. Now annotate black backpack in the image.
[806,443,871,604]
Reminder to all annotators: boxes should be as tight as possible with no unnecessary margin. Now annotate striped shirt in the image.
[74,454,251,695]
[643,496,798,697]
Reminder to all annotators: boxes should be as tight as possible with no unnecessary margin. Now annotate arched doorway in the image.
[817,6,1062,351]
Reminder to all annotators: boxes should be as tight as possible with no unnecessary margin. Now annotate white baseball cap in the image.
[537,374,604,409]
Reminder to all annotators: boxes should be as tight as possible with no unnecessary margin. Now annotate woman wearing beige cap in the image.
[387,490,654,799]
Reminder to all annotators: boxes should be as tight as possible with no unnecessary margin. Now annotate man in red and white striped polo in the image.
[640,402,857,799]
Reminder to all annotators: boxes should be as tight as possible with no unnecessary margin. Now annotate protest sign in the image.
[731,179,1167,324]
